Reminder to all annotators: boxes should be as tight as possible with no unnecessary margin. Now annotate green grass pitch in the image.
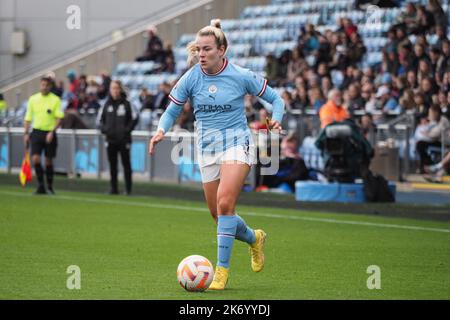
[0,184,449,299]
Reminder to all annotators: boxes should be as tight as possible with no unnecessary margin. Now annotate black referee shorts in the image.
[30,129,58,158]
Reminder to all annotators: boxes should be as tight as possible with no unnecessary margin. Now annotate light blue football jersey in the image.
[168,59,268,154]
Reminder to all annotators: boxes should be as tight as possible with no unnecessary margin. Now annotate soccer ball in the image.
[177,255,214,292]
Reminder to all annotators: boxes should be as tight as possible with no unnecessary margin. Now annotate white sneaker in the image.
[424,169,445,183]
[424,164,440,174]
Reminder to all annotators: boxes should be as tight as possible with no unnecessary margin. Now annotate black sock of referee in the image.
[34,163,45,189]
[46,164,54,190]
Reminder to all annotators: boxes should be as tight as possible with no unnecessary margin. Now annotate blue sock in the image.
[235,215,256,245]
[217,215,238,268]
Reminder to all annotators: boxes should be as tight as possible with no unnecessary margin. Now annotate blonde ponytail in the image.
[186,41,199,68]
[210,19,221,29]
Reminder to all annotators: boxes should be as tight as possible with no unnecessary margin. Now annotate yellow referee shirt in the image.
[0,100,6,112]
[24,92,64,131]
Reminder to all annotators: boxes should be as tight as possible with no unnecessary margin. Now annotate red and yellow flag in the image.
[19,151,32,187]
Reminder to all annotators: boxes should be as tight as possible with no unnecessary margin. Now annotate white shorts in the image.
[198,145,256,183]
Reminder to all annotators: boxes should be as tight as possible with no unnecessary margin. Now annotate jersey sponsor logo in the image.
[208,85,217,94]
[197,104,232,113]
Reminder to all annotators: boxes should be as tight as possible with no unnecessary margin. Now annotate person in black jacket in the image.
[98,80,133,195]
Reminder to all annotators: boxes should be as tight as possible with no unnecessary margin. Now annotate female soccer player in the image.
[149,19,285,290]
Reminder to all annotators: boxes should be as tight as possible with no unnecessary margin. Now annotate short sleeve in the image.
[24,98,33,122]
[168,69,192,106]
[53,96,64,119]
[244,69,268,97]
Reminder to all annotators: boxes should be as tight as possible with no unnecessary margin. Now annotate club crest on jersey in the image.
[208,85,217,94]
[117,104,126,116]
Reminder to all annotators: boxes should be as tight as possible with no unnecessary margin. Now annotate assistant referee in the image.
[23,76,64,194]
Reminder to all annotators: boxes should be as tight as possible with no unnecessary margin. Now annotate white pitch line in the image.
[1,190,450,234]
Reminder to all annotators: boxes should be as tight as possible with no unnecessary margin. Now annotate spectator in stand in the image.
[413,90,429,115]
[347,32,366,65]
[395,2,417,33]
[299,24,320,56]
[139,88,154,111]
[321,76,333,98]
[319,89,349,128]
[308,87,325,112]
[427,0,447,30]
[425,150,450,182]
[60,104,88,129]
[383,28,398,55]
[396,27,412,51]
[316,34,332,66]
[436,40,450,82]
[416,104,450,173]
[399,89,417,113]
[412,5,435,35]
[265,54,279,86]
[85,77,99,96]
[67,70,80,95]
[361,83,374,107]
[434,25,449,50]
[278,50,291,83]
[420,77,438,106]
[45,71,64,98]
[413,43,430,72]
[384,48,400,75]
[260,134,309,192]
[281,90,294,111]
[97,72,111,100]
[359,113,377,141]
[292,85,309,111]
[438,90,450,120]
[417,59,433,84]
[136,25,164,62]
[429,46,442,77]
[447,91,450,118]
[347,83,366,114]
[287,48,306,83]
[153,82,171,110]
[78,74,88,95]
[375,85,399,113]
[406,70,419,90]
[392,75,407,99]
[343,18,358,39]
[80,92,101,114]
[163,55,176,73]
[440,70,450,92]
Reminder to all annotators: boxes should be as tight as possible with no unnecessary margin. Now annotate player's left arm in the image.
[244,70,284,130]
[259,86,284,130]
[47,97,63,144]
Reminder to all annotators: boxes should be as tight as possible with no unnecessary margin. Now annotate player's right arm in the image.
[148,101,184,154]
[148,69,193,155]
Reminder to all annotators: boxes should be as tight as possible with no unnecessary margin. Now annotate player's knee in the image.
[32,155,41,165]
[217,194,236,214]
